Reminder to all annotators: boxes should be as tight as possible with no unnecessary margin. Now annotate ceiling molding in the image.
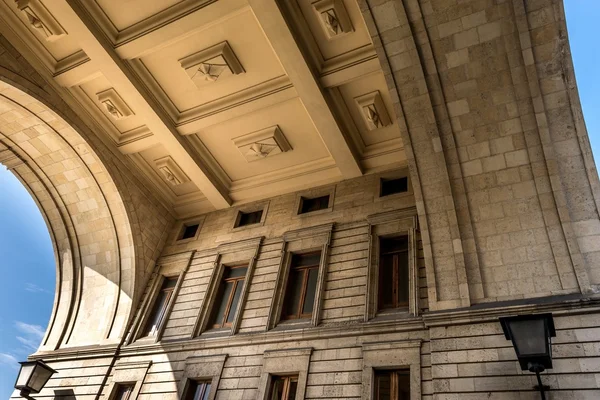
[248,0,362,179]
[129,58,294,129]
[43,0,232,209]
[229,158,341,204]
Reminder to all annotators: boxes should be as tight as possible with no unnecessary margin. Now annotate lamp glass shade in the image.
[15,364,35,387]
[14,360,56,394]
[500,313,556,371]
[509,318,547,356]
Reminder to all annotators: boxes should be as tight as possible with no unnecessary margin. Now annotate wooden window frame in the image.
[268,375,299,400]
[378,236,410,311]
[104,361,151,400]
[128,252,194,344]
[266,223,333,330]
[177,354,227,400]
[257,348,312,400]
[192,237,262,337]
[280,252,320,320]
[374,369,411,400]
[182,379,212,400]
[111,383,134,400]
[209,265,247,329]
[141,276,177,337]
[362,340,421,400]
[365,208,419,321]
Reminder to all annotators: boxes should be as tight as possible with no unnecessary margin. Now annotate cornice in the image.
[29,295,600,362]
[422,294,600,327]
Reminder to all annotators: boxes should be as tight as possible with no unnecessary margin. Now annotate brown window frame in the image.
[209,265,247,329]
[182,379,212,400]
[281,252,321,320]
[374,369,410,400]
[141,277,177,337]
[378,236,409,311]
[268,375,299,400]
[112,383,135,400]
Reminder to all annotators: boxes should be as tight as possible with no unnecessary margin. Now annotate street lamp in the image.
[13,360,57,399]
[499,313,556,400]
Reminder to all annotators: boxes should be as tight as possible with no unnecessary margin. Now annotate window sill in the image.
[371,309,412,322]
[271,319,312,332]
[199,327,231,339]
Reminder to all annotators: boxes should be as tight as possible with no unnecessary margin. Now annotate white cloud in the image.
[14,321,45,340]
[0,353,18,368]
[16,336,39,351]
[24,283,51,294]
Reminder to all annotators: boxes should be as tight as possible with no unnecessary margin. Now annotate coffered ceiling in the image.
[0,0,408,218]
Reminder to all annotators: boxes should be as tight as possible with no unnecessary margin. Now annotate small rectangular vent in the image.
[380,177,408,197]
[236,210,263,228]
[179,223,199,240]
[299,195,330,214]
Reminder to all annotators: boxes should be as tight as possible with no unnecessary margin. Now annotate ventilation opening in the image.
[179,223,199,240]
[299,195,330,214]
[235,209,263,228]
[380,177,408,197]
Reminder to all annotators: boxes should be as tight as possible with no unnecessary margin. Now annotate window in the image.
[374,370,410,400]
[380,177,408,197]
[112,384,135,400]
[209,266,247,328]
[378,236,409,311]
[142,277,178,336]
[281,252,321,320]
[298,195,329,214]
[268,375,298,400]
[179,223,199,240]
[235,210,263,228]
[183,380,212,400]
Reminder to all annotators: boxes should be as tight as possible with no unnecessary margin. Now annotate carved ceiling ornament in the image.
[154,156,190,187]
[232,126,292,163]
[355,91,392,131]
[96,88,134,120]
[15,0,66,42]
[179,41,244,89]
[313,0,353,39]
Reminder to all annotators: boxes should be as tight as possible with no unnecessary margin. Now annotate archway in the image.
[0,75,171,349]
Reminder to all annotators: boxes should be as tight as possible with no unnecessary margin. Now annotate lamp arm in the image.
[19,390,35,400]
[534,370,546,400]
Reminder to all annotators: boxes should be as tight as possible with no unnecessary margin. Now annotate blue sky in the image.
[0,165,54,398]
[0,2,599,399]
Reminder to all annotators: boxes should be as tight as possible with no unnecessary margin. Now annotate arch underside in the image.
[0,71,171,349]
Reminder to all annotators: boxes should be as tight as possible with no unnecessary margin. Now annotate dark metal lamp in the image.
[14,360,57,399]
[500,313,556,400]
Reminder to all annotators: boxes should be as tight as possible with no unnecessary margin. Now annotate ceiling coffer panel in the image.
[96,88,134,120]
[355,91,391,131]
[232,125,292,163]
[15,0,66,42]
[155,156,191,187]
[179,41,245,88]
[313,0,353,39]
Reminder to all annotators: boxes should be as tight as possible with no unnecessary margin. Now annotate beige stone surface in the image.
[1,0,600,398]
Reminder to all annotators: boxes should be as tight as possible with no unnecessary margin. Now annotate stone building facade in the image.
[1,0,599,399]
